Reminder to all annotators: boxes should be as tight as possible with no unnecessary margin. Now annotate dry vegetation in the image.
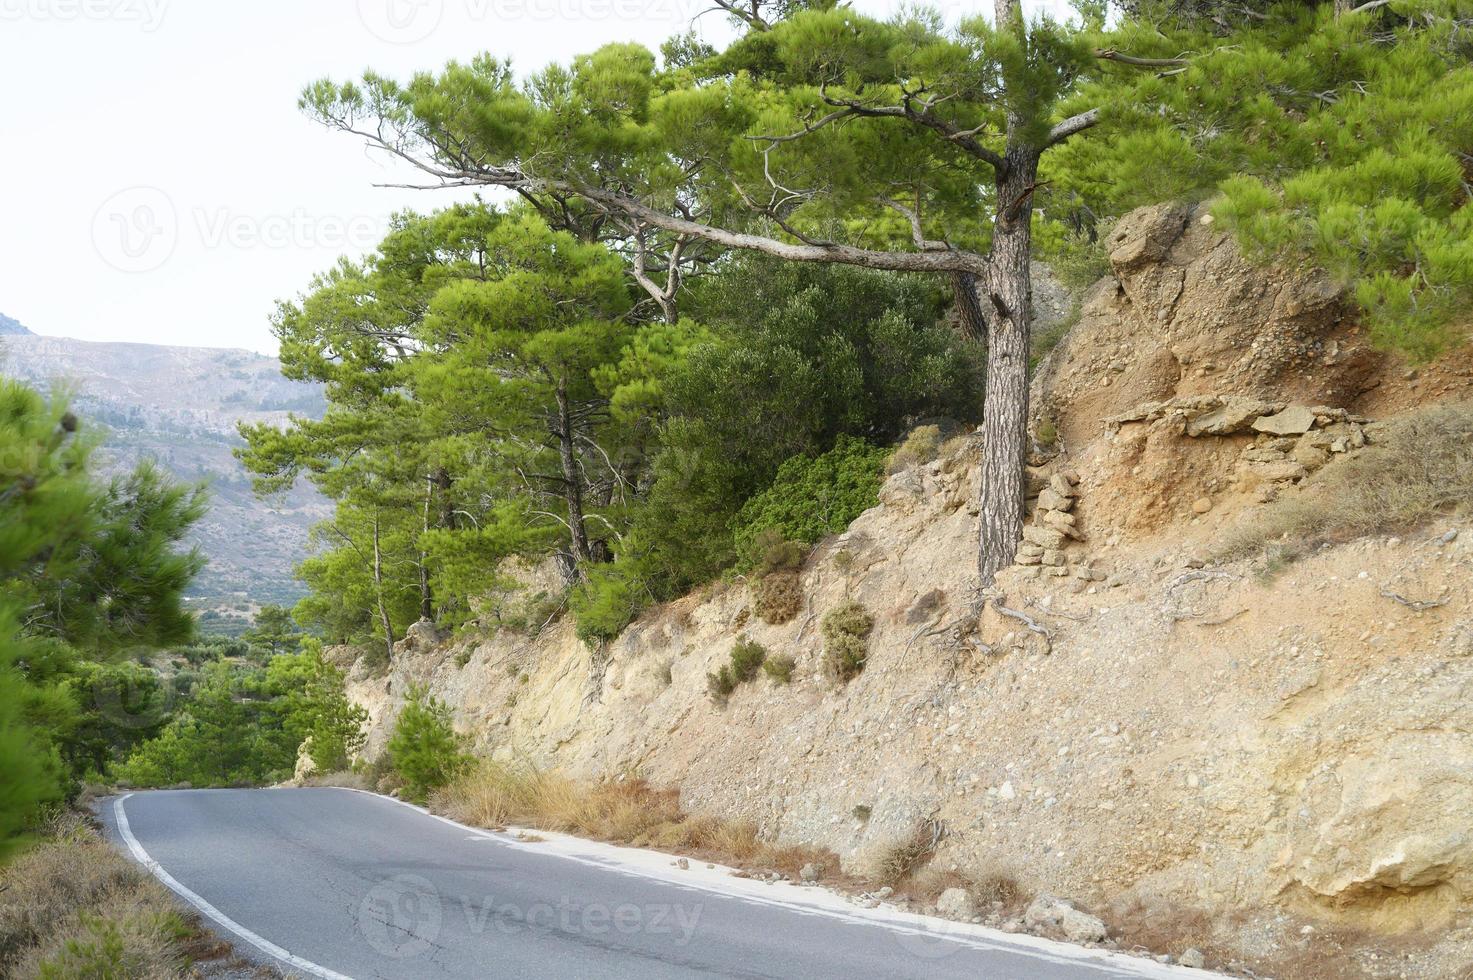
[0,810,252,979]
[430,762,843,883]
[1220,402,1473,564]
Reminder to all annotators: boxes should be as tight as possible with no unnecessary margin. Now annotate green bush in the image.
[821,602,874,683]
[706,639,768,705]
[384,685,471,803]
[761,654,796,684]
[733,437,889,567]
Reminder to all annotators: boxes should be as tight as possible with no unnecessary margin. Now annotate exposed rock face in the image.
[1034,201,1382,453]
[341,203,1473,977]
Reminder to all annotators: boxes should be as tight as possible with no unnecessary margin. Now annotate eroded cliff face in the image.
[339,204,1473,976]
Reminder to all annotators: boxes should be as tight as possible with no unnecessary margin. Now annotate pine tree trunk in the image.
[949,271,988,345]
[371,514,395,659]
[554,381,593,568]
[977,147,1038,584]
[417,474,434,622]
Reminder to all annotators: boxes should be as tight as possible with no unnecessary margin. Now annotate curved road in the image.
[101,788,1208,980]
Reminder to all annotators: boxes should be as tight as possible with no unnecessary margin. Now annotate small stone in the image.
[1440,529,1459,543]
[876,886,893,899]
[676,858,689,870]
[999,780,1016,801]
[1048,473,1078,498]
[1252,405,1317,436]
[800,863,820,882]
[1042,549,1066,567]
[1180,948,1206,970]
[1191,497,1213,515]
[936,887,976,919]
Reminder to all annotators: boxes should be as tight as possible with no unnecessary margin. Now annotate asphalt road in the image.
[101,788,1208,980]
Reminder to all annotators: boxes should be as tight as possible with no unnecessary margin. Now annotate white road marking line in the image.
[332,787,1204,980]
[113,793,356,980]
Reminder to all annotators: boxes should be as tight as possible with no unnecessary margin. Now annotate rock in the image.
[676,858,689,870]
[1042,549,1065,567]
[798,862,819,882]
[1024,895,1108,944]
[998,780,1016,801]
[876,886,893,899]
[1049,473,1078,498]
[1180,948,1206,969]
[1186,398,1279,437]
[1023,525,1068,550]
[1252,405,1317,436]
[936,887,976,920]
[1017,542,1045,558]
[1016,552,1043,566]
[1191,497,1213,515]
[1037,487,1075,512]
[1042,511,1084,539]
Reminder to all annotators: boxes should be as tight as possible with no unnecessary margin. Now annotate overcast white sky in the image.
[1,0,1068,354]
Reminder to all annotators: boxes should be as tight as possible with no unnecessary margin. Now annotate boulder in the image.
[935,887,976,920]
[1024,895,1108,944]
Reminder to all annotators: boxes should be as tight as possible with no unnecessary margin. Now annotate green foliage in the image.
[1049,0,1473,358]
[761,653,796,684]
[241,605,301,658]
[821,601,874,682]
[0,380,204,857]
[706,638,767,704]
[383,685,471,803]
[118,647,365,788]
[733,437,888,567]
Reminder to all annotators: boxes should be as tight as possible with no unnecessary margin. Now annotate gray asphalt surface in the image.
[100,788,1200,980]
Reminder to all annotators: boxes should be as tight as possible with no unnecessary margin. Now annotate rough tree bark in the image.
[554,380,593,573]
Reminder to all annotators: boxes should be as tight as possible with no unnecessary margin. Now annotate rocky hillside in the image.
[335,206,1473,978]
[0,322,328,618]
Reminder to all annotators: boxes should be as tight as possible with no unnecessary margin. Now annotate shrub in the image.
[707,639,767,704]
[384,685,472,803]
[753,571,803,625]
[886,425,943,475]
[821,601,874,682]
[732,437,889,566]
[1217,403,1473,563]
[749,529,806,576]
[761,654,796,684]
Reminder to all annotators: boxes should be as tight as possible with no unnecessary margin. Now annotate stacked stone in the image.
[1014,471,1102,580]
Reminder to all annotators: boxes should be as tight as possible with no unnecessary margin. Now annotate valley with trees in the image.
[4,0,1473,976]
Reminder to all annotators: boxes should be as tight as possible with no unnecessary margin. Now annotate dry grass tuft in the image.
[873,819,945,887]
[0,810,205,979]
[1219,402,1473,564]
[753,572,803,625]
[432,762,841,882]
[887,425,943,475]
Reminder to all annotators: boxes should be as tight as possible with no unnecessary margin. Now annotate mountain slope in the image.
[1,322,327,619]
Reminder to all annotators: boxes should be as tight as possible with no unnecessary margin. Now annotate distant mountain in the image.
[1,325,329,617]
[0,312,34,335]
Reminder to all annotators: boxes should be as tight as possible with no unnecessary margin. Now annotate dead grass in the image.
[1219,402,1473,564]
[752,571,803,625]
[299,770,374,790]
[0,810,203,979]
[431,761,843,882]
[872,819,944,887]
